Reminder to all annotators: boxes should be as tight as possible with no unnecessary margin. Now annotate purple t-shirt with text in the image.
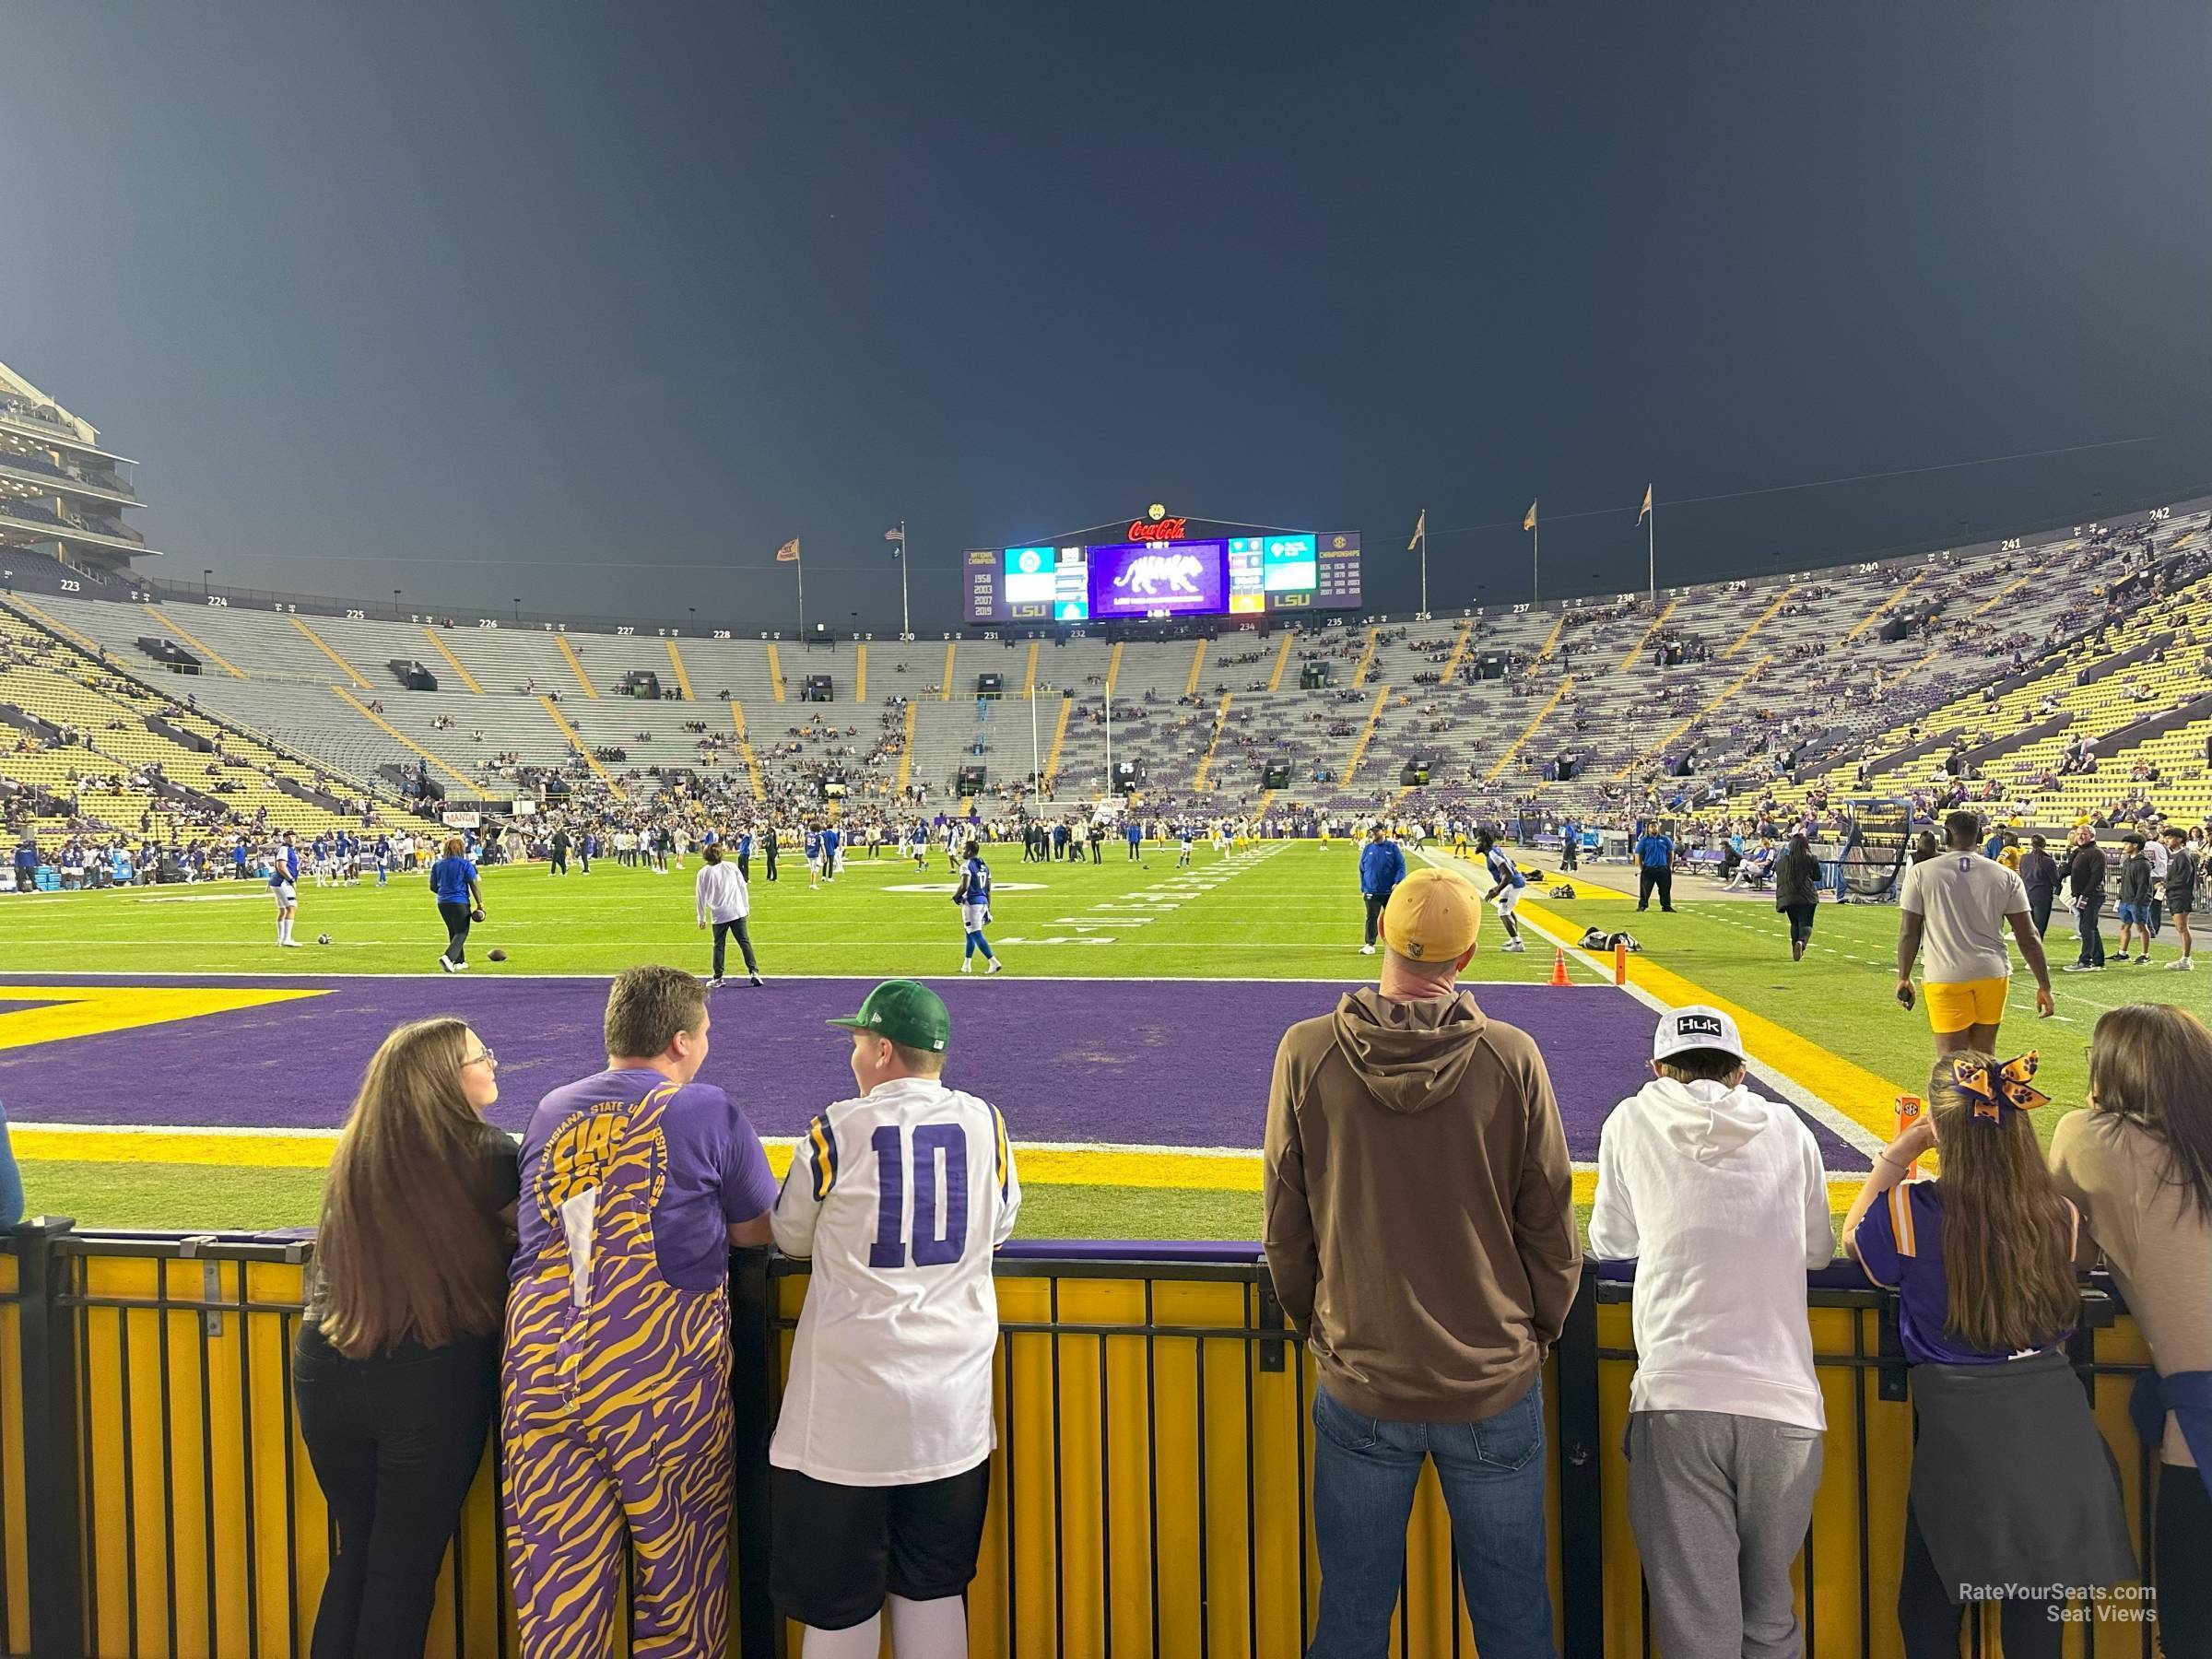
[512,1066,779,1294]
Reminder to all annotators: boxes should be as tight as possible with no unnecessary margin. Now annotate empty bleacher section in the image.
[0,600,404,861]
[9,496,2211,851]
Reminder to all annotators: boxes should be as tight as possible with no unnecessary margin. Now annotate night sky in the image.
[6,2,2210,629]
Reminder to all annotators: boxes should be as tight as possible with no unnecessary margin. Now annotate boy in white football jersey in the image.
[770,981,1020,1658]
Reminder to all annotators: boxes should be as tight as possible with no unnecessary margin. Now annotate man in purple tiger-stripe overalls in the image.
[501,965,780,1658]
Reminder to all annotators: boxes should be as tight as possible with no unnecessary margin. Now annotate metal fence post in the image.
[1555,1263,1604,1659]
[15,1218,85,1659]
[727,1246,780,1659]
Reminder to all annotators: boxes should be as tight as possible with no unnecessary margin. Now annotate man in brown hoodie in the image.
[1265,865,1577,1659]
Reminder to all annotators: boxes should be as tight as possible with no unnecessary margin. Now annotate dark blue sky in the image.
[7,2,2210,629]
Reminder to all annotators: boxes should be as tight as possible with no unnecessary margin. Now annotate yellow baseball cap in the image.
[1381,867,1482,961]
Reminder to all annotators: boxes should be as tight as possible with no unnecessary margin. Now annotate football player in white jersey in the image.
[269,862,302,947]
[770,980,1019,1658]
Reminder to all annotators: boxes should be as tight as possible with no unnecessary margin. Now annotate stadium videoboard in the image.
[965,515,1360,624]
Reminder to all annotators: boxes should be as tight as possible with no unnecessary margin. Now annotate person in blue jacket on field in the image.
[1635,824,1677,913]
[1358,822,1407,955]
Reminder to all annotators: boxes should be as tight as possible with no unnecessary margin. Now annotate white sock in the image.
[797,1614,881,1658]
[887,1594,967,1658]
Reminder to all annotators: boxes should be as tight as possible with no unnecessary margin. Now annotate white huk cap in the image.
[1653,1004,1747,1065]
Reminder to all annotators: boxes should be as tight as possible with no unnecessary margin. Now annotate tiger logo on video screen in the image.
[533,1104,668,1224]
[1111,551,1203,596]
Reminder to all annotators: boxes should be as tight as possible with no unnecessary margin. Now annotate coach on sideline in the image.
[1265,866,1578,1658]
[1357,822,1406,956]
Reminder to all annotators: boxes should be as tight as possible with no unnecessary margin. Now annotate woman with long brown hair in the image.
[2052,1005,2212,1656]
[1843,1052,2135,1658]
[293,1017,518,1658]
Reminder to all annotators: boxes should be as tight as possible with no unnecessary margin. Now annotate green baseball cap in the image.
[826,979,950,1053]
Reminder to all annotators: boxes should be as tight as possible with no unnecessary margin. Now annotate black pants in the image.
[736,853,750,881]
[2160,1465,2212,1658]
[550,850,567,875]
[1561,841,1578,870]
[1898,1506,2059,1659]
[765,849,778,881]
[1127,840,1140,859]
[292,1324,496,1659]
[1783,901,1817,948]
[2077,895,2106,965]
[1638,866,1674,911]
[712,918,759,979]
[1363,893,1385,947]
[437,900,472,965]
[1090,841,1101,863]
[2029,892,2053,935]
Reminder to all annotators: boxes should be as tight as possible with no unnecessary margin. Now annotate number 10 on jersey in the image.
[869,1124,969,1267]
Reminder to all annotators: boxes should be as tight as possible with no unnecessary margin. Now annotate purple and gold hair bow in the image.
[1949,1052,2050,1124]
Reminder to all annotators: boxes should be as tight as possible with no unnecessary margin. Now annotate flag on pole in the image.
[884,525,903,559]
[1524,500,1538,532]
[775,537,800,563]
[1406,509,1425,552]
[1638,484,1653,524]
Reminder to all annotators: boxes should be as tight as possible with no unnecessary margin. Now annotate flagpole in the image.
[1532,518,1540,606]
[795,547,806,637]
[1030,677,1041,798]
[1418,507,1429,614]
[898,520,912,637]
[1647,495,1656,606]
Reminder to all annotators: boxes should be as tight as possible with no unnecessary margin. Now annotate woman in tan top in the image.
[2050,1003,2212,1659]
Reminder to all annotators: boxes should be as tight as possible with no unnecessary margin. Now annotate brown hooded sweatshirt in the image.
[1264,985,1579,1421]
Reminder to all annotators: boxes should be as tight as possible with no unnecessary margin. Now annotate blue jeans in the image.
[1308,1382,1556,1659]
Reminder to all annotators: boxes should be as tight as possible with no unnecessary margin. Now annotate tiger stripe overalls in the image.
[501,1081,734,1658]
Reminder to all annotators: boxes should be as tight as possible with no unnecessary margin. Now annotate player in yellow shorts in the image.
[1895,811,2054,1054]
[1920,976,2009,1035]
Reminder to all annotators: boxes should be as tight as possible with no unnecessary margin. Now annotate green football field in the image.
[0,841,2180,1237]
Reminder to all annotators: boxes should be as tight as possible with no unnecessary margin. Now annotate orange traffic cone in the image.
[1548,947,1571,987]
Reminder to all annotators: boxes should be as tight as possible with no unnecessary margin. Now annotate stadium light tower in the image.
[883,521,912,636]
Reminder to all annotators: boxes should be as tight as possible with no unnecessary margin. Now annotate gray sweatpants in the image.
[1625,1410,1823,1659]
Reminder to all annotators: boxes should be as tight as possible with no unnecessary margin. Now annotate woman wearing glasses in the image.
[293,1018,518,1658]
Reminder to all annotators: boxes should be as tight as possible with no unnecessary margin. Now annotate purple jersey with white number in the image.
[769,1077,1021,1484]
[512,1068,778,1293]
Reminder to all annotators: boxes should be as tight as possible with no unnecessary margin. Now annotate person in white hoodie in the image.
[1589,1005,1834,1659]
[694,841,763,988]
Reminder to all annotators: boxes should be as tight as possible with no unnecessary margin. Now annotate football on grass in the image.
[488,948,508,962]
[316,933,331,945]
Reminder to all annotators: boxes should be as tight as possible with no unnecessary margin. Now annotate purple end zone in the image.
[0,975,1869,1168]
